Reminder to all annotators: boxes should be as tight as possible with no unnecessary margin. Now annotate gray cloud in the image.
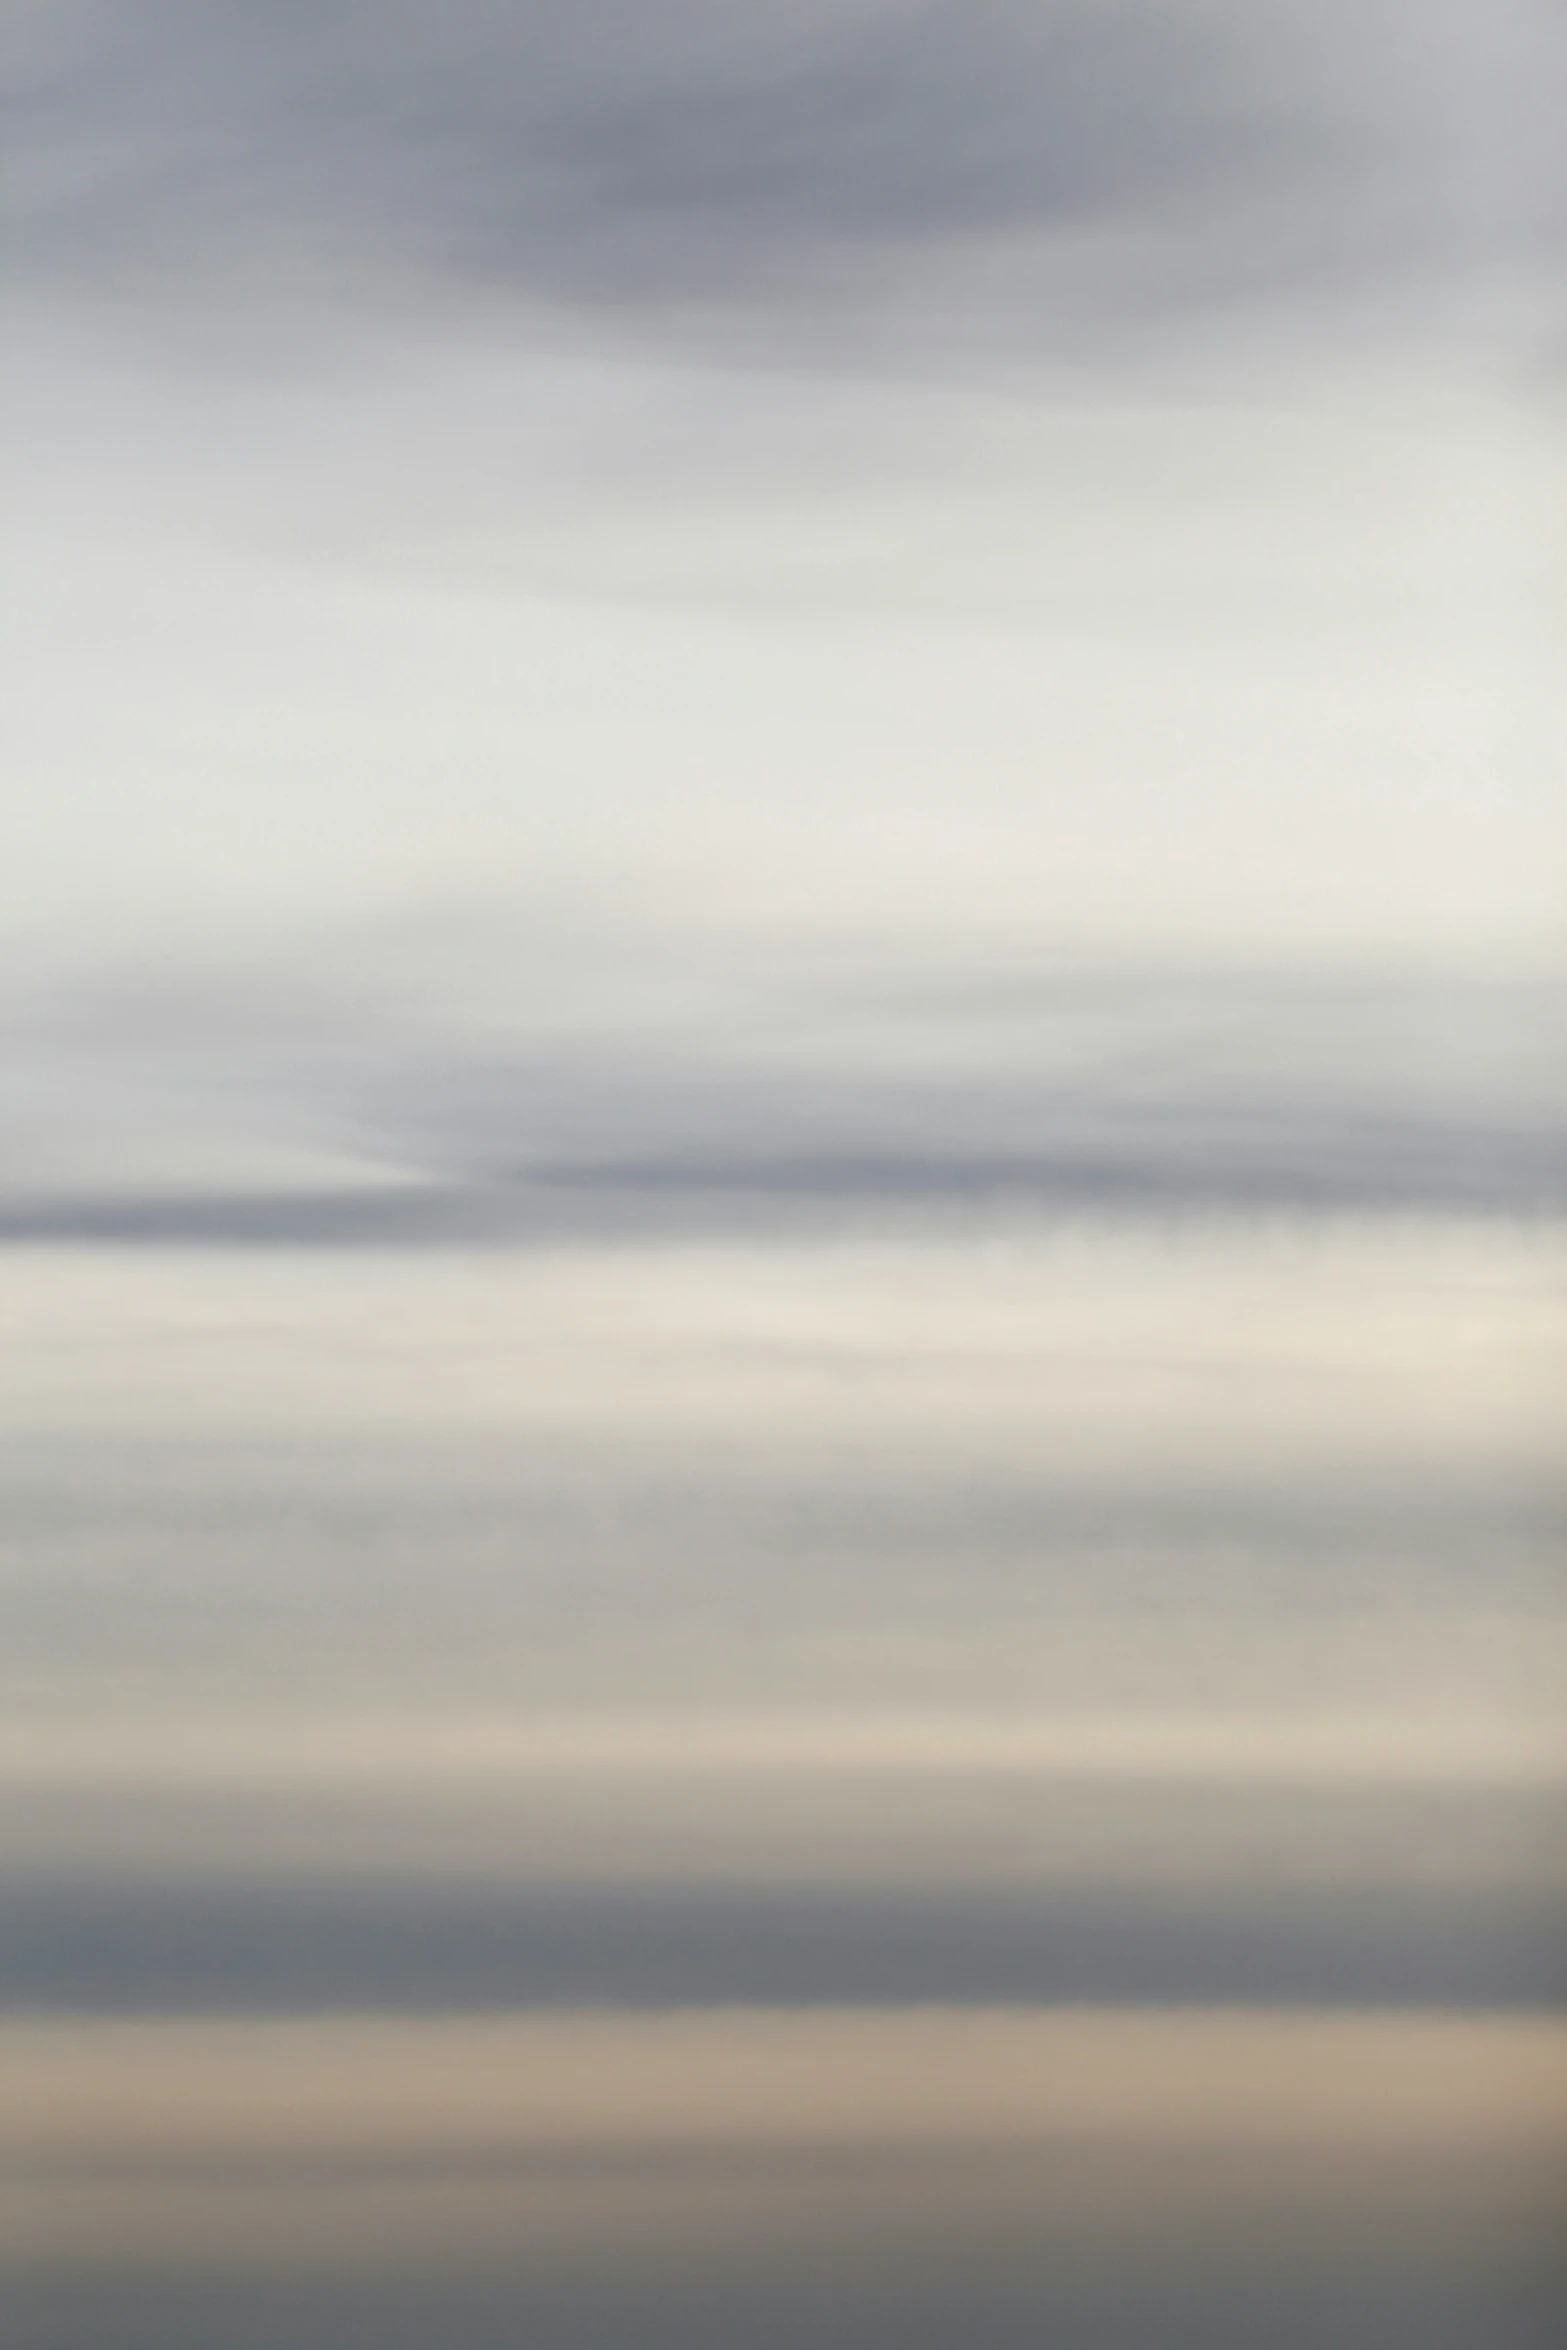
[3,1,1539,356]
[0,1151,1557,1250]
[2,939,1560,1237]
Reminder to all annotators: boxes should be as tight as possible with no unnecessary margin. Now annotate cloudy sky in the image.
[3,0,1567,1212]
[4,5,1561,1203]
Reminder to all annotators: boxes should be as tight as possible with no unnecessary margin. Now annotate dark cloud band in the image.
[4,1,1536,351]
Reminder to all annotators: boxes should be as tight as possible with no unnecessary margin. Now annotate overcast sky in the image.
[3,1,1562,1204]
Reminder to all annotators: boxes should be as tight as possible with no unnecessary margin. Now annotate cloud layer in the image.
[6,1,1547,356]
[2,928,1560,1234]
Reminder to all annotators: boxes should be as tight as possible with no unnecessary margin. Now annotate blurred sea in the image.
[3,1211,1562,2346]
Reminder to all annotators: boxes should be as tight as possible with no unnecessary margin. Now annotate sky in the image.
[4,2,1561,991]
[3,2,1563,1221]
